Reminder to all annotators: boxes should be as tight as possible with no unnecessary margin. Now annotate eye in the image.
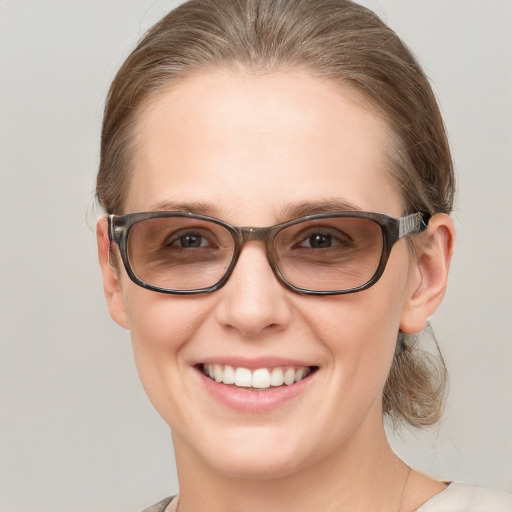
[301,232,336,249]
[295,229,350,250]
[171,232,210,248]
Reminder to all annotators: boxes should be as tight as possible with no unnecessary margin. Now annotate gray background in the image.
[0,1,510,511]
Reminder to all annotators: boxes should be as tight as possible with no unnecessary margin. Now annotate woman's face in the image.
[108,70,424,478]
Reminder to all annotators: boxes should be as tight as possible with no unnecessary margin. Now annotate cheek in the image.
[305,293,399,380]
[304,285,404,353]
[301,251,411,393]
[121,286,213,408]
[123,285,211,347]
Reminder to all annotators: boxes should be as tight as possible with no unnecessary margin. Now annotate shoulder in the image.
[141,496,175,512]
[416,482,512,512]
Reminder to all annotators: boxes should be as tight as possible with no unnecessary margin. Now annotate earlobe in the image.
[96,216,129,330]
[400,213,455,334]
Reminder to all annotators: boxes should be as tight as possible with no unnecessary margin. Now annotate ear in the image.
[96,216,129,329]
[400,213,455,334]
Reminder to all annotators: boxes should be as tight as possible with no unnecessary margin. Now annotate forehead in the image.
[127,70,402,222]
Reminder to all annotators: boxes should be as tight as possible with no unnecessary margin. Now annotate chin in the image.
[209,449,309,481]
[178,423,315,480]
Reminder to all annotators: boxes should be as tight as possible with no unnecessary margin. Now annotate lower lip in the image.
[196,368,315,413]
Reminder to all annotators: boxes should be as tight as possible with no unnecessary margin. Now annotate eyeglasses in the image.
[108,210,429,296]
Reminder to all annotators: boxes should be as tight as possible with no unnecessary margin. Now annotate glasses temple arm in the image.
[398,212,431,238]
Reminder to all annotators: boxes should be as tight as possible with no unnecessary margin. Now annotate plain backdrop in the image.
[0,1,511,511]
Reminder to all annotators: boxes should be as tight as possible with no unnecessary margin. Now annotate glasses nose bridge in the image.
[234,225,277,268]
[239,225,273,243]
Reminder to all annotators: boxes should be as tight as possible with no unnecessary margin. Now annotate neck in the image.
[172,413,409,512]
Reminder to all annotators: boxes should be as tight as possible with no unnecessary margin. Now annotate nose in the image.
[214,242,292,338]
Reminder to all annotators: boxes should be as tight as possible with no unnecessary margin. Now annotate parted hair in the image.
[96,0,454,428]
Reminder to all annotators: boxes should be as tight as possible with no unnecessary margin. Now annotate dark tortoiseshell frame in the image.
[108,211,430,296]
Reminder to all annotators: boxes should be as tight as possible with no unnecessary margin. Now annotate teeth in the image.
[284,367,295,385]
[270,368,284,386]
[234,367,252,387]
[202,364,312,389]
[252,368,270,389]
[214,364,223,382]
[222,364,235,385]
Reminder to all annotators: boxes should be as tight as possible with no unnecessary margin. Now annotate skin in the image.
[97,70,454,512]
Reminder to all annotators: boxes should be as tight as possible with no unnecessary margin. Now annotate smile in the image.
[201,363,316,390]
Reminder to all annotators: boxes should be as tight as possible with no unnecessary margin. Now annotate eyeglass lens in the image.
[128,217,235,291]
[126,215,384,293]
[274,217,382,291]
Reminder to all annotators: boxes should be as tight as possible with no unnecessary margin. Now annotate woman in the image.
[95,0,512,510]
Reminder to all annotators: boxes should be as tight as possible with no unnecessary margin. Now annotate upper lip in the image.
[192,356,317,369]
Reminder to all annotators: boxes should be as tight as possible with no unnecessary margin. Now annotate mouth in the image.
[198,363,318,390]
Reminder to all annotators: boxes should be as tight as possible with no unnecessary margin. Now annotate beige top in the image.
[416,482,512,511]
[143,483,512,512]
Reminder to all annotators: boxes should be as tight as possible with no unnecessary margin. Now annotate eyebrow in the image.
[280,200,363,219]
[150,200,219,216]
[148,198,363,222]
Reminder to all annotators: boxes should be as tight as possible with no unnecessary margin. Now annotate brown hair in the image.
[96,0,454,427]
